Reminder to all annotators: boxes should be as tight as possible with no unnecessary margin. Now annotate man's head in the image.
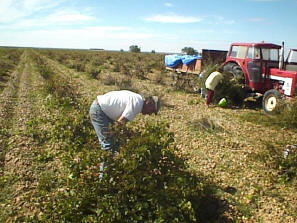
[142,96,160,115]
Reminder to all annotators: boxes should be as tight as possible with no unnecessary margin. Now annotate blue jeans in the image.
[89,100,114,178]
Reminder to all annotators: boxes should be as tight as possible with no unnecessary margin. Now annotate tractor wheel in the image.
[223,62,234,73]
[223,63,245,84]
[262,89,282,114]
[232,65,245,83]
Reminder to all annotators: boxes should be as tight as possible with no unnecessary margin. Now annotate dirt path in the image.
[0,51,26,172]
[0,50,49,221]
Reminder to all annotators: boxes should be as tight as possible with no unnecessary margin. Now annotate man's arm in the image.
[117,116,129,125]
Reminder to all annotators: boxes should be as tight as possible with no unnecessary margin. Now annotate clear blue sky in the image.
[1,0,297,53]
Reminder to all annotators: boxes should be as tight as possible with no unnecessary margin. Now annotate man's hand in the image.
[117,116,129,125]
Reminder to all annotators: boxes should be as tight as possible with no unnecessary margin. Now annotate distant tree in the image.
[120,49,124,52]
[181,47,198,55]
[129,45,141,53]
[151,50,156,54]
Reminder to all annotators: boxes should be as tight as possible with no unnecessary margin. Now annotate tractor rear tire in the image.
[232,65,245,83]
[223,63,245,84]
[262,89,282,114]
[223,62,235,73]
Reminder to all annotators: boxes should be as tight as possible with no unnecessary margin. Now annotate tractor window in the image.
[287,50,297,63]
[254,48,261,59]
[230,46,247,59]
[247,47,260,59]
[247,47,253,58]
[262,48,279,61]
[237,46,247,59]
[230,46,238,57]
[270,49,279,61]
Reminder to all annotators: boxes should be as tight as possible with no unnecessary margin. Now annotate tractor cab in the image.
[224,43,281,93]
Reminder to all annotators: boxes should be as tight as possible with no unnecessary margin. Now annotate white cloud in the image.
[0,10,96,30]
[144,14,202,23]
[165,2,173,7]
[0,1,96,30]
[45,10,95,24]
[23,0,59,10]
[0,0,62,23]
[144,14,234,25]
[211,16,235,25]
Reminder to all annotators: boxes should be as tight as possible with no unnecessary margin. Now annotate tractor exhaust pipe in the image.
[279,41,284,70]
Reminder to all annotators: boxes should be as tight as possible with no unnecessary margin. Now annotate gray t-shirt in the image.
[97,90,143,121]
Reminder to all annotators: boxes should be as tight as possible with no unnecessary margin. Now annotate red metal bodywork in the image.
[224,42,297,97]
[270,68,297,97]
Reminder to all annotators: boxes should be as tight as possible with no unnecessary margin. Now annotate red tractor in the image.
[223,42,297,113]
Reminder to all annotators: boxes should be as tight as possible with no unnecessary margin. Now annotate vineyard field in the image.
[0,48,296,222]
